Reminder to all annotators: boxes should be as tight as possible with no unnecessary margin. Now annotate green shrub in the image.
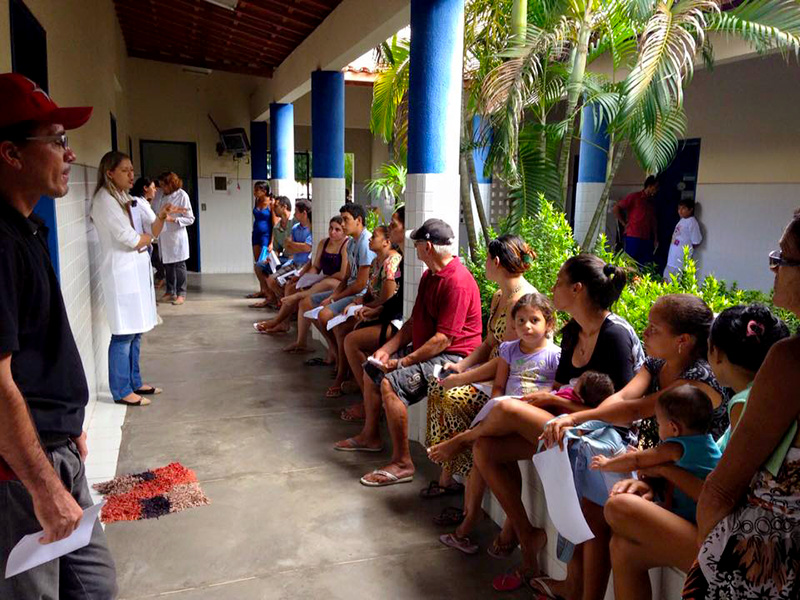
[466,197,798,339]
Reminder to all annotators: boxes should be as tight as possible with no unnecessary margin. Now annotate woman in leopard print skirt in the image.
[423,235,535,551]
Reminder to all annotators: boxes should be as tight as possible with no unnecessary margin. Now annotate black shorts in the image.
[367,351,462,407]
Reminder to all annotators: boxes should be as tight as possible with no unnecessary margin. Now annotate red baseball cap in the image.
[0,73,92,130]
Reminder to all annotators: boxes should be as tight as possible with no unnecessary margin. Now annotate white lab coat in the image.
[158,189,195,264]
[90,188,158,336]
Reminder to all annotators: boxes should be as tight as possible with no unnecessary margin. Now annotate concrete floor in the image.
[106,273,525,599]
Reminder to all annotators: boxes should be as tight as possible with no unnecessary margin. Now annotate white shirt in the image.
[158,189,195,264]
[130,197,157,236]
[90,188,158,335]
[666,216,703,268]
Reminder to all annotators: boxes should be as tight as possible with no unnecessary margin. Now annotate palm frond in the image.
[708,0,800,56]
[369,38,410,145]
[623,0,720,113]
[629,100,688,173]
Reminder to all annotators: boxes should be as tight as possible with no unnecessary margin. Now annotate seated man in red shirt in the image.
[613,175,659,267]
[334,219,483,487]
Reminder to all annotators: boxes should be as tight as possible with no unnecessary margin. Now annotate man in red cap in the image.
[0,74,117,598]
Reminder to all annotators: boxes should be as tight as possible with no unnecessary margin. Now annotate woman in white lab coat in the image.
[91,151,176,406]
[158,172,195,305]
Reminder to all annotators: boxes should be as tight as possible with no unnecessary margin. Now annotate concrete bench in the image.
[407,400,687,600]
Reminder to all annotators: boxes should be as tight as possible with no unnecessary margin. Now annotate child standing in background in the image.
[664,197,703,280]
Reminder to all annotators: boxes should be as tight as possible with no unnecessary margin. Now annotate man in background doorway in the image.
[613,175,659,268]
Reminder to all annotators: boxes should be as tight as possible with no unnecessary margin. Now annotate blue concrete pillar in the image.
[311,70,345,253]
[405,0,465,316]
[250,121,268,181]
[574,105,610,245]
[269,103,295,204]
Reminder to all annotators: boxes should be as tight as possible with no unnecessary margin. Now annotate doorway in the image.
[652,139,702,274]
[140,140,201,272]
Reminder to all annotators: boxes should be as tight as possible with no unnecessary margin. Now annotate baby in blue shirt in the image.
[591,384,722,522]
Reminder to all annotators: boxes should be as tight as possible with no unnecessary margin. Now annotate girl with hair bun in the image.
[428,253,645,592]
[602,302,788,600]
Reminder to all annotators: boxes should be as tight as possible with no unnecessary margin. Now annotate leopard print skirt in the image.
[425,378,490,477]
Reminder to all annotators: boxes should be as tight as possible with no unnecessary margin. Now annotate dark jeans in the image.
[108,333,142,401]
[0,442,118,599]
[164,261,187,296]
[151,243,165,281]
[624,236,655,268]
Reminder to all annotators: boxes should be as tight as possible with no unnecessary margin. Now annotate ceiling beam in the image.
[114,1,299,51]
[117,13,281,63]
[237,1,324,36]
[128,49,273,78]
[166,0,309,44]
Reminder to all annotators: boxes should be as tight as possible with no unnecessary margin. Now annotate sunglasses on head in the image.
[769,250,800,269]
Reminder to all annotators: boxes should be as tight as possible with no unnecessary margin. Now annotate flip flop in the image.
[420,480,465,499]
[340,405,365,422]
[439,533,479,555]
[433,506,465,527]
[305,357,334,366]
[487,538,519,559]
[491,566,539,593]
[333,438,383,453]
[245,292,264,299]
[530,577,565,600]
[360,469,413,487]
[134,386,162,395]
[325,385,342,398]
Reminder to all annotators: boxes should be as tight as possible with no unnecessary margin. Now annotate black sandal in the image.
[420,480,465,499]
[134,386,162,395]
[113,395,150,406]
[433,506,465,527]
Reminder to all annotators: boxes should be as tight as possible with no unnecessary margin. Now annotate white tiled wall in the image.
[403,173,461,319]
[55,163,124,487]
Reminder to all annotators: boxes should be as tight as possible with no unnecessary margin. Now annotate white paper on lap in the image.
[326,304,362,330]
[5,501,105,579]
[532,447,595,545]
[276,268,301,286]
[303,306,324,320]
[296,272,326,290]
[470,395,517,427]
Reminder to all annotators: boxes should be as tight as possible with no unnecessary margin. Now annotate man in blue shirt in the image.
[289,204,375,365]
[254,199,312,308]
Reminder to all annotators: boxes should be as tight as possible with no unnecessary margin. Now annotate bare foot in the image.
[255,320,275,331]
[283,343,312,354]
[340,403,366,422]
[333,436,382,452]
[427,432,468,463]
[265,324,290,334]
[360,462,415,485]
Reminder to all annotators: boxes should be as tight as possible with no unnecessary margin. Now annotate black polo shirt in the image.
[0,199,88,437]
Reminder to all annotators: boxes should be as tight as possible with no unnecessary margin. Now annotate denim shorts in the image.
[311,292,357,316]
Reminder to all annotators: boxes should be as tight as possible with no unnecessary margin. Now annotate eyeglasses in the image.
[25,133,69,150]
[769,250,800,270]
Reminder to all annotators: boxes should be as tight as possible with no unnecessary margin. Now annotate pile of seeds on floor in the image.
[93,462,210,523]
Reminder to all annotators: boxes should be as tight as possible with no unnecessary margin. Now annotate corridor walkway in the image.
[105,274,524,599]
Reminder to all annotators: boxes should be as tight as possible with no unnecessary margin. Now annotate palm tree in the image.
[369,35,410,163]
[477,0,800,241]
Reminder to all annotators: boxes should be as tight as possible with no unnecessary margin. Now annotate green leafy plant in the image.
[365,161,407,207]
[467,198,798,338]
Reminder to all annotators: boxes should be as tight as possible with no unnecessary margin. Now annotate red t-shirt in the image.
[411,257,483,357]
[618,190,654,240]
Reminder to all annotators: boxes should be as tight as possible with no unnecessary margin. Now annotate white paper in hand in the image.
[303,306,324,320]
[5,501,105,579]
[325,304,362,330]
[267,251,280,272]
[532,447,595,545]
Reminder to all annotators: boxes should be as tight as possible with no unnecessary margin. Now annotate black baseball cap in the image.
[409,218,454,245]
